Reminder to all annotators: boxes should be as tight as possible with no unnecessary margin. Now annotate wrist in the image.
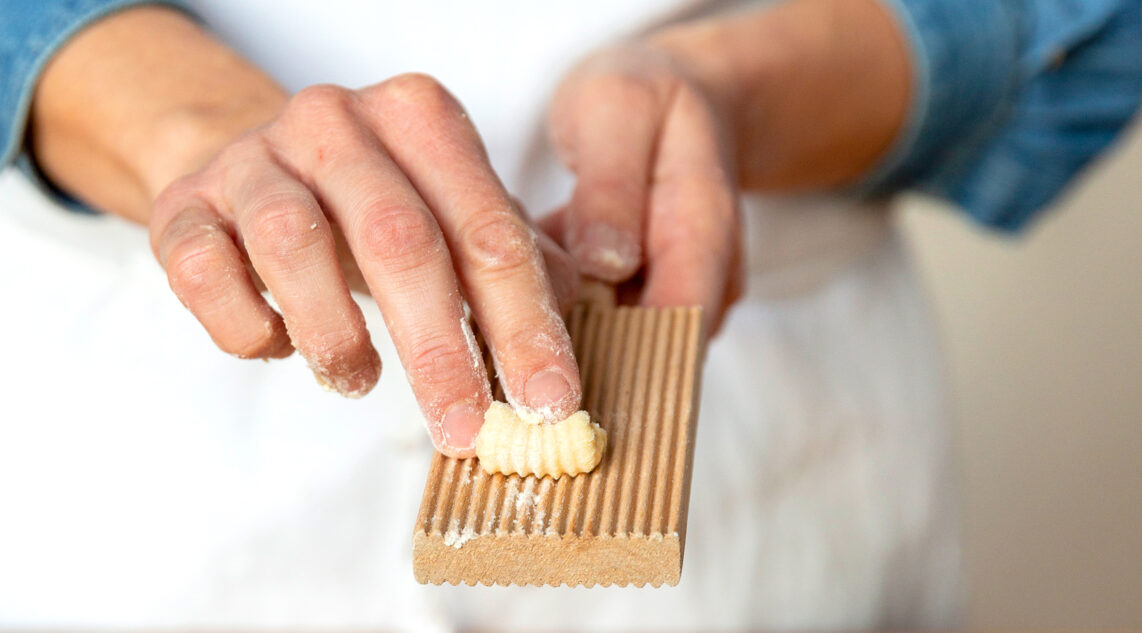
[28,5,288,223]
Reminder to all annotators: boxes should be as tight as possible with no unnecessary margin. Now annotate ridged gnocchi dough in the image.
[475,402,607,478]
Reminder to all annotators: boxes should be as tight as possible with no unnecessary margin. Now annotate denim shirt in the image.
[2,0,1140,232]
[872,0,1142,231]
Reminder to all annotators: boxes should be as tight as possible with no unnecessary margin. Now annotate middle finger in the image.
[361,76,582,425]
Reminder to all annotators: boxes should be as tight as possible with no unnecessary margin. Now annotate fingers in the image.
[361,75,582,425]
[640,84,740,334]
[547,59,742,334]
[549,71,665,282]
[150,77,587,458]
[272,83,492,456]
[150,196,293,360]
[222,139,381,398]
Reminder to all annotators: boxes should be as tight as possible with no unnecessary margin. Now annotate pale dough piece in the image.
[475,402,606,478]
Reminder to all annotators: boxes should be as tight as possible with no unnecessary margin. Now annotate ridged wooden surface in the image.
[413,302,704,587]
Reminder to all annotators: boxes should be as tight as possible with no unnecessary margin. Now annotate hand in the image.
[149,75,581,457]
[543,0,913,332]
[544,44,745,334]
[31,1,910,456]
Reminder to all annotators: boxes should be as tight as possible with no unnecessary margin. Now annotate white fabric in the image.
[0,0,961,629]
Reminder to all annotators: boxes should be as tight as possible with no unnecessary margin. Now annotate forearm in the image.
[651,0,911,191]
[29,5,287,223]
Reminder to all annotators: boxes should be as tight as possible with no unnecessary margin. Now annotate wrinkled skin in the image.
[30,0,910,457]
[149,76,582,457]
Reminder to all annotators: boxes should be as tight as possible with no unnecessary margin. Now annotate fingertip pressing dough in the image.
[475,401,606,478]
[414,304,704,587]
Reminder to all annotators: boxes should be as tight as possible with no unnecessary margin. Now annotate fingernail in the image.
[441,402,484,452]
[570,223,641,282]
[524,368,572,412]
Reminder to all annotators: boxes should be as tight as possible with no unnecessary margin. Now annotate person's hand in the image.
[543,0,915,331]
[543,44,745,334]
[148,76,581,457]
[31,2,911,458]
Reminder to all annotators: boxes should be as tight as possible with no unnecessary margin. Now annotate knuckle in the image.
[279,86,359,142]
[165,231,229,301]
[290,84,354,116]
[407,336,477,391]
[245,198,325,256]
[356,206,443,274]
[460,213,536,274]
[150,180,217,255]
[377,72,461,117]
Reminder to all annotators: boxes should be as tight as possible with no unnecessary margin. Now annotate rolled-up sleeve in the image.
[865,0,1142,232]
[0,0,191,172]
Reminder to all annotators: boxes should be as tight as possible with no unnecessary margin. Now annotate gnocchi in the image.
[475,402,607,478]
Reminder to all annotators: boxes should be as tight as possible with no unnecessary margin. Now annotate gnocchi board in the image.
[412,301,705,587]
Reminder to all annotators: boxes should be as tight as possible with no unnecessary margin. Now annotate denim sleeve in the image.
[866,0,1142,233]
[0,0,192,209]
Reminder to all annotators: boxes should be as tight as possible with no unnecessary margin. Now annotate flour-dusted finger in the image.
[222,135,380,397]
[272,83,491,456]
[151,196,292,359]
[359,74,582,425]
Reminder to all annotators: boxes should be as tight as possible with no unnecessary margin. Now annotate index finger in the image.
[362,75,583,424]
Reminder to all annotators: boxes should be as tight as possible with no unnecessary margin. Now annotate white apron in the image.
[0,0,961,629]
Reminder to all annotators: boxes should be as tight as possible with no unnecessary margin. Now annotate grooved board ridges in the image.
[413,303,704,587]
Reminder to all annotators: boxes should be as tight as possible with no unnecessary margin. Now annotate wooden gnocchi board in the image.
[412,302,705,587]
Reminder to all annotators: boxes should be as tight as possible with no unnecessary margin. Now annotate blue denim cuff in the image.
[1,0,193,207]
[863,0,1142,232]
[860,0,1025,196]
